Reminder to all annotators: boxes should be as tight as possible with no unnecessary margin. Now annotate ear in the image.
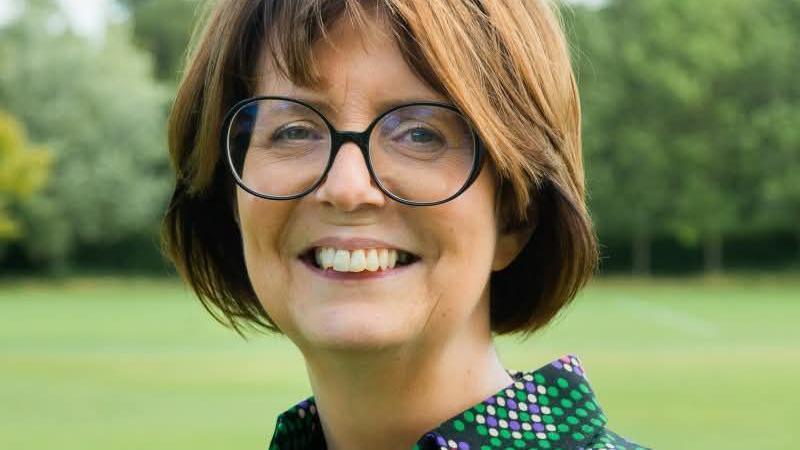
[492,223,535,271]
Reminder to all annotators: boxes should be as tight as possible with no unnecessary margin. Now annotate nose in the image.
[313,142,386,212]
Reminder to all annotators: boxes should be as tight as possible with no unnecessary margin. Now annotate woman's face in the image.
[237,15,526,354]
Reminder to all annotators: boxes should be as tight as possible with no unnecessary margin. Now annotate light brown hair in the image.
[162,0,598,338]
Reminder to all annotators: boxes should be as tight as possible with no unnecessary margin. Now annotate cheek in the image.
[418,170,499,311]
[441,169,498,259]
[238,194,284,260]
[236,193,297,321]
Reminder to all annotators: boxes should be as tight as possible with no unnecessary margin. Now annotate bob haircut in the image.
[162,0,599,338]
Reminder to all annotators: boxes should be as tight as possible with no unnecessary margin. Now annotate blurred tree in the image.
[0,0,169,270]
[756,104,800,262]
[0,111,51,242]
[644,0,758,275]
[662,0,800,272]
[118,0,201,83]
[573,0,796,274]
[749,0,800,263]
[572,2,679,275]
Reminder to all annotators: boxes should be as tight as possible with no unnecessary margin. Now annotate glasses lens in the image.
[369,105,477,203]
[227,99,331,197]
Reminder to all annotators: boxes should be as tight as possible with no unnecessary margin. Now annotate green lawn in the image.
[1,274,798,449]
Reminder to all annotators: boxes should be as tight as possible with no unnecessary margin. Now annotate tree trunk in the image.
[632,229,651,276]
[704,232,723,274]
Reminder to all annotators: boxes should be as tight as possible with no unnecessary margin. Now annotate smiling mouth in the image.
[300,247,420,273]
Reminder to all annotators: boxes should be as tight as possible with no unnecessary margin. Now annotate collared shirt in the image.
[267,354,651,450]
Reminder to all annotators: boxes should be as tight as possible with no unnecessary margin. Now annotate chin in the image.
[295,310,417,354]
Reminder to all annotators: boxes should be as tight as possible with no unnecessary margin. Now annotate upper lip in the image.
[300,237,417,256]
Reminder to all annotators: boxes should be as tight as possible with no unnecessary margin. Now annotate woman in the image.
[162,0,649,449]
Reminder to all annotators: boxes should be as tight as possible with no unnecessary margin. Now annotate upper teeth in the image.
[313,247,411,272]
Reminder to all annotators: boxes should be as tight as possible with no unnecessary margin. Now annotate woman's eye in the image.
[274,126,320,141]
[398,127,443,146]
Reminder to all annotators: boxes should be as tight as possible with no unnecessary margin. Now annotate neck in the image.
[301,302,513,450]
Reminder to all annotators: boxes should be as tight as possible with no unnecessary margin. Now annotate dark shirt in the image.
[267,354,651,449]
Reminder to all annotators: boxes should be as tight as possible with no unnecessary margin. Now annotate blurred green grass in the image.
[1,274,797,449]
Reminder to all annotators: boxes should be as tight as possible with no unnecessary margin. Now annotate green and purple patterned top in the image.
[267,354,650,450]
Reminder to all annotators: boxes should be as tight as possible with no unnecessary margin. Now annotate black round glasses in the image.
[221,96,485,206]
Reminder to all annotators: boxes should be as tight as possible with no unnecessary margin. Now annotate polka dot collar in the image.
[267,354,649,450]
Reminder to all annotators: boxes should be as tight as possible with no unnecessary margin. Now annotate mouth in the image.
[299,246,421,273]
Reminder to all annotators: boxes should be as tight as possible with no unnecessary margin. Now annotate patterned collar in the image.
[267,354,649,450]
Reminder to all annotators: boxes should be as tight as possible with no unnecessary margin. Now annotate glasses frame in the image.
[221,96,486,206]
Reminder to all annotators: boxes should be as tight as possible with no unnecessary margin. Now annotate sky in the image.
[0,0,111,36]
[55,0,110,36]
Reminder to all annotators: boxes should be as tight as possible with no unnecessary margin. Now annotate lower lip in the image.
[299,257,416,280]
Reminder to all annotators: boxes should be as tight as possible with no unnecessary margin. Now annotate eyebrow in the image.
[255,93,454,117]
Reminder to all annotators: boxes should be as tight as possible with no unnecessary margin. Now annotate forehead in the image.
[254,12,448,118]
